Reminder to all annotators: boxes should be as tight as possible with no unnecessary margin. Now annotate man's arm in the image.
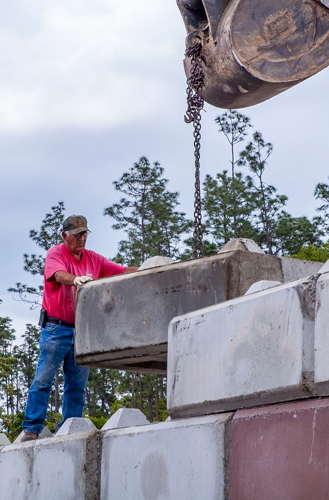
[123,267,138,274]
[54,267,137,285]
[53,271,76,286]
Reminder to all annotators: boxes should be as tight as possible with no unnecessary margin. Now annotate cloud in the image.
[0,0,186,132]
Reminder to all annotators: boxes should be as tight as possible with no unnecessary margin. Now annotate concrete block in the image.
[101,413,232,500]
[0,430,101,499]
[0,433,10,449]
[102,408,149,430]
[314,272,329,395]
[244,280,281,295]
[318,259,329,274]
[139,256,174,270]
[280,256,322,283]
[55,417,96,436]
[15,426,53,443]
[218,238,265,254]
[229,398,329,500]
[168,276,317,418]
[75,243,310,374]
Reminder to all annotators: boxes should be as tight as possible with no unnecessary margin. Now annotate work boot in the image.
[21,432,39,442]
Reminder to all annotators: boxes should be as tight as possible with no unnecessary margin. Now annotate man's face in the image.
[62,230,88,255]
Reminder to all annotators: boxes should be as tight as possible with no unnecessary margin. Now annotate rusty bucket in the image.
[178,0,329,108]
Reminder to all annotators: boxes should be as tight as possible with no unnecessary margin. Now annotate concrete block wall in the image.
[168,274,321,418]
[2,250,329,498]
[3,399,329,499]
[0,413,232,500]
[0,431,101,500]
[74,241,322,373]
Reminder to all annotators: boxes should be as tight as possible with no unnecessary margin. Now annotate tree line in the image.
[1,110,329,440]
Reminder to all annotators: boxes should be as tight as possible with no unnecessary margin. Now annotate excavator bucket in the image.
[178,0,329,108]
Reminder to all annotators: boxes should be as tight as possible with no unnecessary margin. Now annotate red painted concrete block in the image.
[230,398,329,500]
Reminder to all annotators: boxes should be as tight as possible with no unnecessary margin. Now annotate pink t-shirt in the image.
[42,243,126,324]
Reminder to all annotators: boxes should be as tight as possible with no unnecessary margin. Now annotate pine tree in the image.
[215,110,252,238]
[8,202,65,414]
[273,212,323,256]
[9,202,65,307]
[238,131,287,254]
[202,171,257,250]
[104,156,191,266]
[0,315,16,415]
[16,325,40,402]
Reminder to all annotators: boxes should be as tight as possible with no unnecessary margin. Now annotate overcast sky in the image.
[1,0,329,341]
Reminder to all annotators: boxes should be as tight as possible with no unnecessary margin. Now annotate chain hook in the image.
[184,38,205,259]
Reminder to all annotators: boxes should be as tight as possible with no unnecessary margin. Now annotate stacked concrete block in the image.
[0,433,10,451]
[229,398,329,500]
[55,417,96,436]
[168,275,318,418]
[75,239,321,374]
[101,413,232,500]
[314,270,329,395]
[102,408,149,430]
[15,426,53,443]
[0,430,101,500]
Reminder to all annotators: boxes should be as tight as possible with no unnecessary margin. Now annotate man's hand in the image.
[123,267,138,274]
[73,276,93,287]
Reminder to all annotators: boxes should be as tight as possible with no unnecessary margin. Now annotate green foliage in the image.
[88,415,108,429]
[273,212,323,256]
[215,110,253,239]
[238,131,287,253]
[202,171,257,249]
[8,201,65,307]
[104,157,191,266]
[0,411,24,442]
[44,412,62,433]
[16,324,40,393]
[292,244,329,262]
[315,181,329,232]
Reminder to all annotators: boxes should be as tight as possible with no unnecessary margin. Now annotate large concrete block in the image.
[314,272,329,395]
[168,276,318,418]
[15,426,53,443]
[0,433,10,450]
[102,408,149,430]
[101,413,232,500]
[55,417,96,436]
[229,398,329,500]
[0,430,101,500]
[75,241,320,373]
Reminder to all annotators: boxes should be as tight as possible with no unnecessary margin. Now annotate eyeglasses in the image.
[72,231,88,240]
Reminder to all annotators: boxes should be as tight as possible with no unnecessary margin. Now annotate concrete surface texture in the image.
[75,239,320,374]
[101,413,232,500]
[0,433,10,449]
[217,238,265,254]
[138,256,174,270]
[3,398,329,499]
[314,272,329,395]
[15,426,53,443]
[318,258,329,274]
[0,431,101,500]
[0,413,232,500]
[229,398,329,500]
[55,417,96,436]
[244,279,281,295]
[102,408,149,430]
[167,276,317,418]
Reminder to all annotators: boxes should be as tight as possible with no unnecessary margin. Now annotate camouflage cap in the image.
[62,215,91,235]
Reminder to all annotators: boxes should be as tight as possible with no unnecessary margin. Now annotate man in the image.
[22,215,137,441]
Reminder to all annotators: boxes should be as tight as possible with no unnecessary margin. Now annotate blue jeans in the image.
[22,322,90,434]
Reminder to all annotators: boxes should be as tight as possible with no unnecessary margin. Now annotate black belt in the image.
[47,318,75,328]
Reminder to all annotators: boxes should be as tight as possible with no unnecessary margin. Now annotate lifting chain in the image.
[184,40,205,259]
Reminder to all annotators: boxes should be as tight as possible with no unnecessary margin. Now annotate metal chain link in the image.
[184,41,204,259]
